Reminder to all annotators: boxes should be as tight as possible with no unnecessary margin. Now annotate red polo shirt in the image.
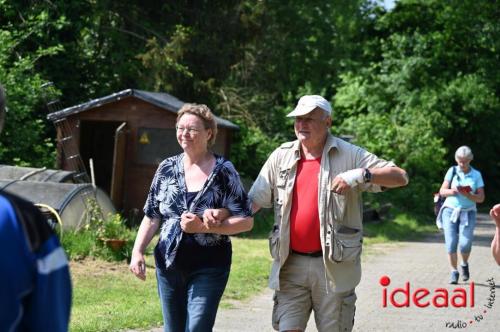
[290,156,321,253]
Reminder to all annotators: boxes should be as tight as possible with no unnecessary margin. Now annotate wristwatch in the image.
[363,168,372,183]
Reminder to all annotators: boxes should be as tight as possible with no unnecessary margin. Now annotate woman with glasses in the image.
[437,145,485,284]
[129,103,253,331]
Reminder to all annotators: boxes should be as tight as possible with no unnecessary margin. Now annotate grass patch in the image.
[69,237,269,331]
[363,212,437,245]
[70,256,162,332]
[222,238,271,307]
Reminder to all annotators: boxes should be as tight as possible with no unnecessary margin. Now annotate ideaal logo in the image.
[379,275,496,329]
[379,275,475,308]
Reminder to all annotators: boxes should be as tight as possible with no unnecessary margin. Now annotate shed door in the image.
[110,122,127,209]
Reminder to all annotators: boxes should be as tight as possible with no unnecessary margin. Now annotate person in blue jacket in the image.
[0,84,72,331]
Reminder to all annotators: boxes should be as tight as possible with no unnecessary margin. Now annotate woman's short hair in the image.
[455,145,473,161]
[176,103,218,146]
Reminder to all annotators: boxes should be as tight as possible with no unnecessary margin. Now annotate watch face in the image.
[364,169,371,183]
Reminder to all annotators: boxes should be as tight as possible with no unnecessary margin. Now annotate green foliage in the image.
[215,0,368,176]
[60,229,96,261]
[62,208,135,261]
[334,0,500,212]
[137,25,193,92]
[228,122,282,178]
[97,213,131,240]
[1,0,499,215]
[0,5,62,166]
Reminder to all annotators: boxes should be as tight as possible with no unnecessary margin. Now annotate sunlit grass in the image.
[70,237,269,331]
[363,213,437,245]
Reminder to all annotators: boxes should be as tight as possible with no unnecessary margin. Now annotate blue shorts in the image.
[441,208,476,254]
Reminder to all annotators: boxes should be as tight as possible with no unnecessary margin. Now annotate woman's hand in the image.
[129,215,159,281]
[459,187,485,203]
[202,208,230,229]
[458,189,471,197]
[129,251,147,281]
[490,204,500,226]
[181,212,206,233]
[439,181,459,197]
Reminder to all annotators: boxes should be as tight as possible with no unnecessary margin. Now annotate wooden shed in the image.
[47,89,239,219]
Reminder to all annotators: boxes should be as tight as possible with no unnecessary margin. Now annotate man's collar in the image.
[290,134,338,163]
[324,134,339,152]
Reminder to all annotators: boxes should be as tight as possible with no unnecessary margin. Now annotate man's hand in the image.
[202,208,230,229]
[181,212,206,233]
[490,204,500,226]
[330,175,353,195]
[335,168,365,193]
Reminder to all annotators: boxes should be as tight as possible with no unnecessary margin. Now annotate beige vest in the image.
[249,134,395,292]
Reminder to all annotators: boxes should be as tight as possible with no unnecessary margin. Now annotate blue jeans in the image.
[156,266,230,332]
[442,208,476,254]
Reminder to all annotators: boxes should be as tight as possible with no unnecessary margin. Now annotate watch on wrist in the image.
[363,168,372,183]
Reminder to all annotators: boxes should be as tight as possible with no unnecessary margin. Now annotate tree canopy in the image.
[0,0,498,213]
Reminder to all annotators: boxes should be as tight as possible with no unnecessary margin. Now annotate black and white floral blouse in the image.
[144,153,252,271]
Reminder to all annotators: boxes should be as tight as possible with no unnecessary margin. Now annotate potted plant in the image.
[97,213,129,251]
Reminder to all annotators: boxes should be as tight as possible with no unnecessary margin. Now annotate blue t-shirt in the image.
[0,192,72,332]
[443,166,484,209]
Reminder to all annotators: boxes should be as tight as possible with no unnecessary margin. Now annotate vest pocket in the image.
[329,225,363,263]
[268,224,280,260]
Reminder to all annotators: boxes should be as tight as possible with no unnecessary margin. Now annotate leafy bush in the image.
[0,6,62,167]
[60,212,136,262]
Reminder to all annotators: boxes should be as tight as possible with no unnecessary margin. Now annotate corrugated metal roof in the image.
[46,89,239,130]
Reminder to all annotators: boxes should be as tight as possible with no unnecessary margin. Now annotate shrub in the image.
[60,211,136,262]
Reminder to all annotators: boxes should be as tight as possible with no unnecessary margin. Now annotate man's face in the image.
[294,108,331,146]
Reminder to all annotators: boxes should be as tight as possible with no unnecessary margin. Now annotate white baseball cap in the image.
[286,95,332,117]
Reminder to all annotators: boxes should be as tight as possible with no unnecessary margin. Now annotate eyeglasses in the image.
[175,125,203,135]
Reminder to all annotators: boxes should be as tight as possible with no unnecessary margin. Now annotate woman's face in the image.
[176,113,212,152]
[456,156,471,172]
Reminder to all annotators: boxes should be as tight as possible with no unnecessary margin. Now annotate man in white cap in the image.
[248,95,409,332]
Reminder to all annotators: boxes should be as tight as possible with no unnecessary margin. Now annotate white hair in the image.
[455,145,473,161]
[313,107,331,119]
